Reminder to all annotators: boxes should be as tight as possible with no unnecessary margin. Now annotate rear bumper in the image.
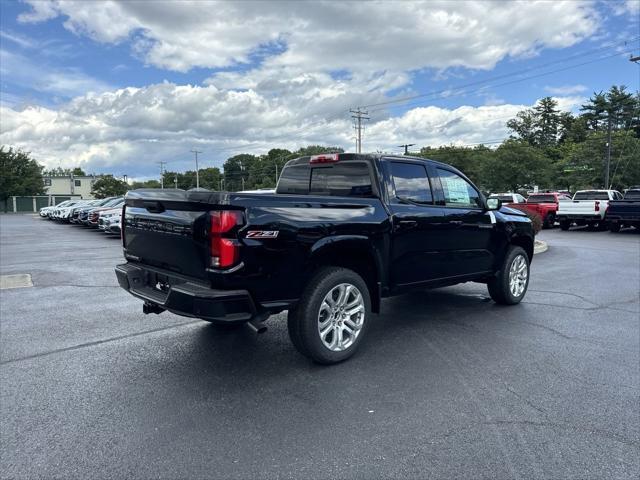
[115,263,257,322]
[557,214,604,221]
[607,215,640,224]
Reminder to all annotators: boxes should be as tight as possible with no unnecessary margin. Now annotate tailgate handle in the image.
[143,201,165,213]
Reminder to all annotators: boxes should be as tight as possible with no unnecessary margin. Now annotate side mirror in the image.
[486,198,502,210]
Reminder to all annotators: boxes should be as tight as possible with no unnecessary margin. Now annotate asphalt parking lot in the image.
[1,214,638,479]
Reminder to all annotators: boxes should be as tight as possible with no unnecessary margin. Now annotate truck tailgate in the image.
[123,190,235,279]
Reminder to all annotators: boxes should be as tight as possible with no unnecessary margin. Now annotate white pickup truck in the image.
[557,189,623,231]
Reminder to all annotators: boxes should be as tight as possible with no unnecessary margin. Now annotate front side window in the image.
[438,168,482,208]
[390,162,433,204]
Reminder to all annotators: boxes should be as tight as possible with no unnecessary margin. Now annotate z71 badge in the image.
[246,230,279,238]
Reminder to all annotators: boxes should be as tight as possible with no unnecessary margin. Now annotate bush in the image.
[510,206,542,236]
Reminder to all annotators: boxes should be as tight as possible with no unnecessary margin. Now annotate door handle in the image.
[449,220,463,226]
[398,220,418,229]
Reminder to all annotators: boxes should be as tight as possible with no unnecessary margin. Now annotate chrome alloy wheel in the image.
[318,283,365,352]
[508,254,528,298]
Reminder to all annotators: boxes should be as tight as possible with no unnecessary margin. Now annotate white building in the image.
[43,175,98,199]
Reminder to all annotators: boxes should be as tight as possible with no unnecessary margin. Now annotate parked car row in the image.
[39,197,124,235]
[489,191,572,229]
[488,188,640,232]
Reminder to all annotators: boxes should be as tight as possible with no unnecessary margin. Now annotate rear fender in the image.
[308,236,384,313]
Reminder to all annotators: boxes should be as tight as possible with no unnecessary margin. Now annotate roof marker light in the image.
[310,153,340,164]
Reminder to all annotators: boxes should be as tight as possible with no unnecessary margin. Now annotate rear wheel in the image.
[287,267,370,364]
[609,222,621,233]
[487,246,530,305]
[543,213,555,229]
[559,219,570,231]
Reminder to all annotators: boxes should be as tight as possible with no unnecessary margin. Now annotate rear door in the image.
[433,167,495,277]
[386,160,447,285]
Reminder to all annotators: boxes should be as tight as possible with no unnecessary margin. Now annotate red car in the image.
[519,192,572,228]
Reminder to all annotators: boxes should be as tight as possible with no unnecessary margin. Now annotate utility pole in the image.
[275,163,278,185]
[157,161,167,189]
[398,144,416,155]
[190,149,202,189]
[350,108,370,153]
[174,176,178,189]
[605,117,612,189]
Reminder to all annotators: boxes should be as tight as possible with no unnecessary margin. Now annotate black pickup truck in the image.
[116,153,534,364]
[607,188,640,232]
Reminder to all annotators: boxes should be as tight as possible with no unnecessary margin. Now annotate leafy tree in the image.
[0,146,45,204]
[91,175,128,198]
[72,167,86,176]
[506,109,538,145]
[533,97,560,146]
[481,140,547,192]
[129,179,161,189]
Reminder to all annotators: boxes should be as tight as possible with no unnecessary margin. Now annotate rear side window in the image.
[309,162,373,197]
[490,195,514,203]
[390,162,433,204]
[438,168,483,208]
[276,165,311,195]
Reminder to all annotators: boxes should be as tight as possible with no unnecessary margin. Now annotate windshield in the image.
[574,191,610,200]
[103,198,123,207]
[527,194,556,203]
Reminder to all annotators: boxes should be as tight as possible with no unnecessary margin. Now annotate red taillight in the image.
[121,204,126,247]
[310,153,339,164]
[595,201,600,212]
[210,211,243,268]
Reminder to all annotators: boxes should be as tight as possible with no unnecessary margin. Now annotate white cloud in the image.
[0,30,37,49]
[610,0,640,16]
[0,81,584,175]
[18,0,600,73]
[544,84,588,95]
[0,49,112,99]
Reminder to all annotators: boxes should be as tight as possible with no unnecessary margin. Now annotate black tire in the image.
[287,267,371,364]
[543,213,555,229]
[559,219,570,231]
[487,246,530,305]
[609,222,621,233]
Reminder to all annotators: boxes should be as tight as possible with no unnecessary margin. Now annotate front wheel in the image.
[559,219,570,231]
[609,222,621,233]
[287,267,371,364]
[487,246,530,305]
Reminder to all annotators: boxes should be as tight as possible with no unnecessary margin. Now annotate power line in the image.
[363,37,639,110]
[369,49,636,114]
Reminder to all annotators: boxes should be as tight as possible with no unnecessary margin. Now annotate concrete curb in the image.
[534,239,548,255]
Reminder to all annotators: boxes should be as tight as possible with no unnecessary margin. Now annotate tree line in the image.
[2,84,638,200]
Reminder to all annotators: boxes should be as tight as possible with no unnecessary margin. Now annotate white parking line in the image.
[0,274,34,289]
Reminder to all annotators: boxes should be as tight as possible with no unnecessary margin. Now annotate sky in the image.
[0,0,639,180]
